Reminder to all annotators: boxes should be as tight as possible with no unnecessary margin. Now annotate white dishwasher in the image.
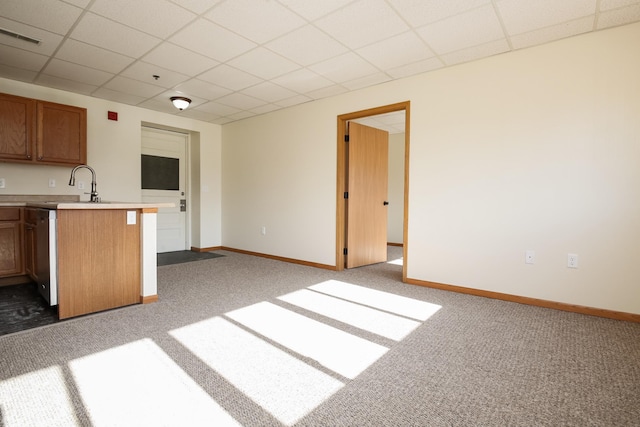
[36,209,58,306]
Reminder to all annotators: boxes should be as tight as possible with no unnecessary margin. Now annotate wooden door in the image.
[346,122,389,268]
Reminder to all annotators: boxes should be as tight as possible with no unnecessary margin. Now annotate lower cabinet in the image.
[56,209,141,319]
[0,208,23,278]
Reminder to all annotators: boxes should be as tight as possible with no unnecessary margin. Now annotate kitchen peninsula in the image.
[0,196,170,319]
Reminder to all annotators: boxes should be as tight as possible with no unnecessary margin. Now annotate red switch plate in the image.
[108,111,118,121]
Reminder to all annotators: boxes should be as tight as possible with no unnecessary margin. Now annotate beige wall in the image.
[388,132,404,245]
[222,23,640,315]
[0,79,223,249]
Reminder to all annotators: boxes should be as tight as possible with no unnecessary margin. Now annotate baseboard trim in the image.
[221,247,337,271]
[406,278,640,323]
[191,246,222,252]
[387,242,403,247]
[140,295,158,304]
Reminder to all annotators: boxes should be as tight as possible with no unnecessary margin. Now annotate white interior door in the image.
[141,127,187,253]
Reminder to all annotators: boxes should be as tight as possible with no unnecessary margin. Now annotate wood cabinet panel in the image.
[57,209,141,319]
[0,93,35,161]
[0,93,86,166]
[36,101,87,165]
[0,209,23,277]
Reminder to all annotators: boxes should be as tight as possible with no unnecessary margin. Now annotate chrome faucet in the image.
[69,164,100,202]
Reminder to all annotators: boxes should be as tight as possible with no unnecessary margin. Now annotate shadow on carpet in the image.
[157,250,224,266]
[0,282,59,336]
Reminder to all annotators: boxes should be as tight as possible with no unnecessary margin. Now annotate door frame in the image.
[336,101,410,280]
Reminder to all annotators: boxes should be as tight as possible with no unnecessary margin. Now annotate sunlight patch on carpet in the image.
[310,280,442,321]
[0,366,78,426]
[69,338,241,426]
[278,289,421,341]
[170,317,343,426]
[226,301,388,379]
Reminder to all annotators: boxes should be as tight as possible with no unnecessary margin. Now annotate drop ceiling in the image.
[0,0,638,125]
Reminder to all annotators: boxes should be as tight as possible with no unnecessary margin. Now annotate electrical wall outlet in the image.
[48,178,56,188]
[261,226,266,236]
[568,253,578,268]
[525,250,535,264]
[77,181,85,190]
[0,178,5,189]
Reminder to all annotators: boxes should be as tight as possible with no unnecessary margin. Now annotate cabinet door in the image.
[0,93,36,161]
[36,101,87,165]
[0,222,23,277]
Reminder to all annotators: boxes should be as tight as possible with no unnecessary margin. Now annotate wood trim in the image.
[191,246,222,252]
[140,294,158,304]
[221,246,337,271]
[406,277,640,323]
[336,101,411,277]
[141,207,158,214]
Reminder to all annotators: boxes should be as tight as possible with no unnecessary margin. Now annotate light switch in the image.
[127,211,136,225]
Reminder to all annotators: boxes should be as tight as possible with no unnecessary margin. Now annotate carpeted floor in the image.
[0,282,59,336]
[0,247,639,426]
[157,250,224,266]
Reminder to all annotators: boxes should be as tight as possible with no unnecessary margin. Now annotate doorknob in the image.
[383,201,389,206]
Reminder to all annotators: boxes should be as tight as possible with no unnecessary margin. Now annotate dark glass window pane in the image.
[141,154,179,190]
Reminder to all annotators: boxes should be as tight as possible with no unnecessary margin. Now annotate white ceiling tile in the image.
[0,44,48,71]
[305,83,349,99]
[170,18,256,63]
[121,61,190,88]
[42,58,114,86]
[357,31,434,70]
[341,72,391,90]
[228,110,256,120]
[272,68,334,93]
[275,94,313,108]
[278,0,354,20]
[205,0,306,43]
[598,3,640,28]
[142,43,218,76]
[0,63,37,82]
[91,87,147,105]
[309,52,378,83]
[511,17,594,50]
[441,38,510,66]
[266,25,348,66]
[195,101,240,116]
[388,0,491,27]
[104,76,165,98]
[198,64,262,91]
[70,13,161,58]
[55,39,134,74]
[417,5,505,54]
[251,103,282,115]
[178,108,220,122]
[315,0,409,49]
[497,0,597,35]
[241,81,298,102]
[0,0,82,35]
[89,0,196,39]
[63,0,92,7]
[386,56,444,79]
[35,74,97,95]
[173,79,233,100]
[600,0,640,11]
[228,48,300,80]
[216,92,266,110]
[170,0,223,14]
[135,98,180,114]
[210,117,235,125]
[0,18,64,55]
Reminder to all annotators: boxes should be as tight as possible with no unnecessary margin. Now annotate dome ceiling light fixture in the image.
[170,96,191,110]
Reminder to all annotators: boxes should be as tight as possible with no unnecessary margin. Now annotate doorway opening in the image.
[336,101,410,281]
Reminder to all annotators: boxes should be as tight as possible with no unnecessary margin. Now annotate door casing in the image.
[336,101,410,280]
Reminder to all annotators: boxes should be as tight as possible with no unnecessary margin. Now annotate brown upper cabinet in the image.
[0,93,86,166]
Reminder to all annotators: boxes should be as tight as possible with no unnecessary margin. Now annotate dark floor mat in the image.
[0,282,59,336]
[157,250,224,266]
